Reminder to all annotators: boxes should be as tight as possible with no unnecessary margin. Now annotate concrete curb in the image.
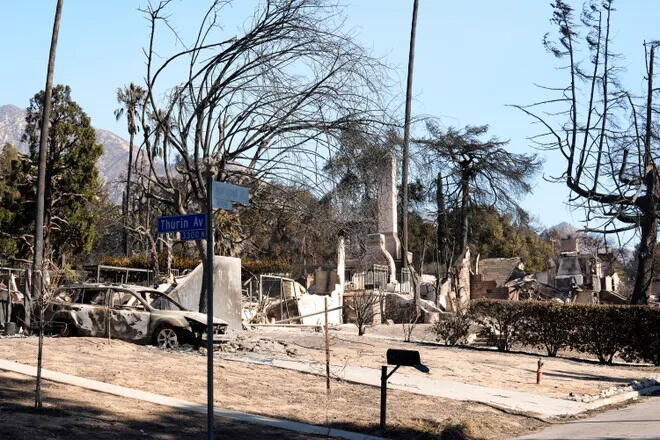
[0,359,385,440]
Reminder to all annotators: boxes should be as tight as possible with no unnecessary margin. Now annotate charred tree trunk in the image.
[436,171,449,278]
[196,240,209,313]
[632,44,658,305]
[123,130,135,257]
[165,234,173,277]
[148,234,160,282]
[632,208,657,304]
[459,169,470,255]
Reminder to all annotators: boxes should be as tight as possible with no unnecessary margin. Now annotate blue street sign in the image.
[212,181,249,211]
[157,214,207,241]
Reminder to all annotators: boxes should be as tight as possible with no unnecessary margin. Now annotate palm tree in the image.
[33,0,64,410]
[402,0,420,308]
[114,83,146,256]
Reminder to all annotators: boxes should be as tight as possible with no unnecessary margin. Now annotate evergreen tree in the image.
[416,123,543,255]
[0,143,21,258]
[22,85,103,264]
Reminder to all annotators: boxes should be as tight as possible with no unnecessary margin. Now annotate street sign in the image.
[212,181,249,211]
[157,213,207,241]
[179,229,207,241]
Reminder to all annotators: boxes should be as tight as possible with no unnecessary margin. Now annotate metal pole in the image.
[206,171,215,440]
[380,366,387,431]
[271,306,343,324]
[324,297,330,392]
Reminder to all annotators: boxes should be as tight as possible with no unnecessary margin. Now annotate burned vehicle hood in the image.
[183,311,227,326]
[154,310,227,326]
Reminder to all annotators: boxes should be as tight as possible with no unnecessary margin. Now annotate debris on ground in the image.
[215,334,298,357]
[568,376,660,402]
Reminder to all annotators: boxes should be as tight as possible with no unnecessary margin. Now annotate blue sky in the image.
[1,1,658,231]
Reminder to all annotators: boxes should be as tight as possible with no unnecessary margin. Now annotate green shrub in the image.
[100,254,200,272]
[242,258,292,275]
[518,301,573,357]
[432,312,472,346]
[569,304,632,364]
[472,299,660,365]
[470,299,524,351]
[621,306,660,365]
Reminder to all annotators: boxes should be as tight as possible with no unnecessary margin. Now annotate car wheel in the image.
[154,325,180,350]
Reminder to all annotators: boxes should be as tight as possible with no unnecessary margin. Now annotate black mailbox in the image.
[386,349,421,367]
[380,349,430,431]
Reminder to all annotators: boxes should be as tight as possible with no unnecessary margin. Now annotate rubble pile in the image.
[568,376,660,402]
[216,334,298,357]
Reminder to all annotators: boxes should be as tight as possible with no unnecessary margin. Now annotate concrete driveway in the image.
[513,396,660,439]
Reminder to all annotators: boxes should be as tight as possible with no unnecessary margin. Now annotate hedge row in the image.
[100,254,200,271]
[433,299,660,365]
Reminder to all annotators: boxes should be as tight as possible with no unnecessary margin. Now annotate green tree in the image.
[22,85,103,265]
[0,143,21,258]
[468,207,554,273]
[324,126,397,227]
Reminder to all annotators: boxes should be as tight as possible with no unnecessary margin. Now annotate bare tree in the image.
[401,305,419,343]
[136,0,387,312]
[515,0,659,304]
[347,290,381,336]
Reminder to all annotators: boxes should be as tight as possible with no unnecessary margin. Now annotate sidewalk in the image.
[219,353,607,418]
[512,396,660,439]
[0,358,384,440]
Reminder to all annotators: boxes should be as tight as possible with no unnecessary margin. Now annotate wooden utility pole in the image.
[402,0,420,307]
[34,0,64,409]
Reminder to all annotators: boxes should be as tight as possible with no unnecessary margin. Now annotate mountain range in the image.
[0,104,129,192]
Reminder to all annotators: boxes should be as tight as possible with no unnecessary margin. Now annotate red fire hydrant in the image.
[536,359,544,384]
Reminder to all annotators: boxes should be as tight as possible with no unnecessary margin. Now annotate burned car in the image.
[44,283,227,349]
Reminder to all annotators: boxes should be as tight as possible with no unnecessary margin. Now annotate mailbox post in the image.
[380,349,429,431]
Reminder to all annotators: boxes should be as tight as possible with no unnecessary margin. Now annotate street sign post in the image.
[157,180,249,440]
[206,179,250,440]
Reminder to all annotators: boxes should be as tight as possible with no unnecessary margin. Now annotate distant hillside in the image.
[0,104,129,194]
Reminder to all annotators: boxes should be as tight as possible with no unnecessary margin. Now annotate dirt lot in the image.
[0,370,324,440]
[249,325,660,399]
[0,336,542,440]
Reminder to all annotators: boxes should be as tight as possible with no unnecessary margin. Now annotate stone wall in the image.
[470,274,517,300]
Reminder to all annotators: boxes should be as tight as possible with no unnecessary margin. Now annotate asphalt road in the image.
[513,396,660,440]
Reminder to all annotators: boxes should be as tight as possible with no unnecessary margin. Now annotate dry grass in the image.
[0,336,543,439]
[0,370,320,440]
[253,325,660,399]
